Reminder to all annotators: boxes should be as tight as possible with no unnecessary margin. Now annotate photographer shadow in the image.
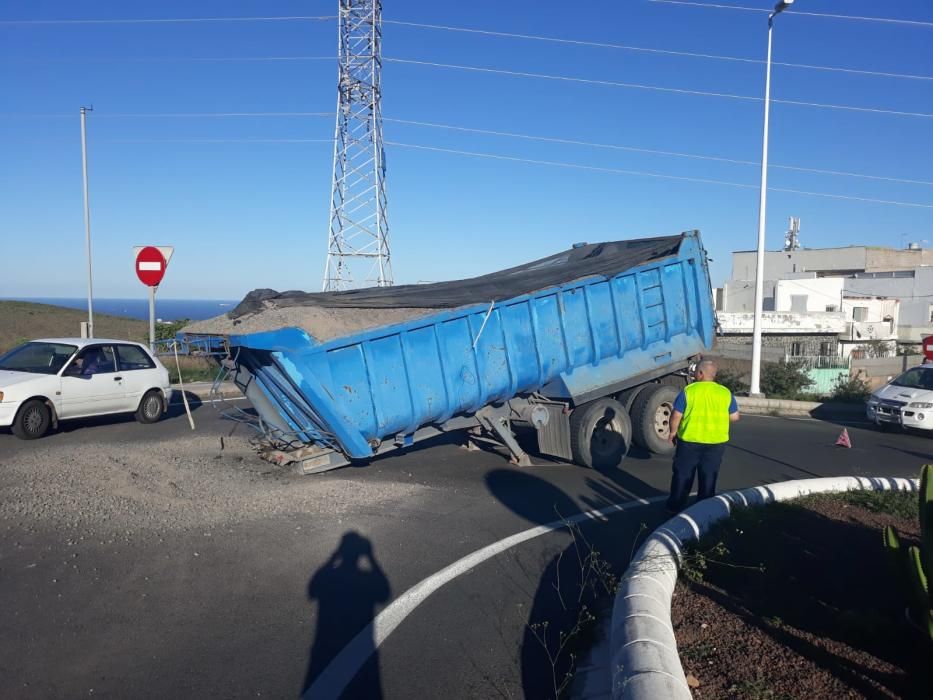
[302,532,390,699]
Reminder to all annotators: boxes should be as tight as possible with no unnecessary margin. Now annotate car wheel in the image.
[136,390,164,424]
[874,420,890,432]
[570,397,632,470]
[12,399,51,440]
[631,384,680,455]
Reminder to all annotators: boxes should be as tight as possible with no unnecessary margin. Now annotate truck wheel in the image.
[632,384,680,455]
[136,390,164,424]
[570,398,632,470]
[12,399,51,440]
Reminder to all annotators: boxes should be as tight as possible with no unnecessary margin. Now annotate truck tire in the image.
[631,384,680,455]
[570,398,632,470]
[12,399,51,440]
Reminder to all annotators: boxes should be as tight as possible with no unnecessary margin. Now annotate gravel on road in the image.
[0,431,421,539]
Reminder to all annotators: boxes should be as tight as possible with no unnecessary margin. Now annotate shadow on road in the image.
[303,531,390,699]
[486,466,667,699]
[50,392,205,433]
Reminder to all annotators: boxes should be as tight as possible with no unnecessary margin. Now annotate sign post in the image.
[134,246,174,350]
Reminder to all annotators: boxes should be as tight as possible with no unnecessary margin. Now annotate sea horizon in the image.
[2,297,239,322]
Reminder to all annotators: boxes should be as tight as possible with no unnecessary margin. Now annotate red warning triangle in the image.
[835,428,852,448]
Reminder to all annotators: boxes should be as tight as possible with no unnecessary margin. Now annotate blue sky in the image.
[1,0,931,301]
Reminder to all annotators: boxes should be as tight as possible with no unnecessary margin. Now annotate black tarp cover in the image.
[230,233,688,317]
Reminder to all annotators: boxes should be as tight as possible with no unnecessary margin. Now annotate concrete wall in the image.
[731,246,933,282]
[865,247,933,272]
[851,355,917,390]
[717,311,847,335]
[721,280,775,312]
[774,278,844,312]
[717,333,837,358]
[731,248,869,281]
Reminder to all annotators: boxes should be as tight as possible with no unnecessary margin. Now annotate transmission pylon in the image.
[322,0,392,291]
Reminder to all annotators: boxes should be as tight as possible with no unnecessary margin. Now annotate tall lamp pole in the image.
[750,0,795,396]
[80,106,95,338]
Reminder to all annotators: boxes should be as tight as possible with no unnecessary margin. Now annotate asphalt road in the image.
[1,403,930,699]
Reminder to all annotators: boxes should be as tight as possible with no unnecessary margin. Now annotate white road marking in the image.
[304,492,669,699]
[745,413,872,426]
[168,396,248,406]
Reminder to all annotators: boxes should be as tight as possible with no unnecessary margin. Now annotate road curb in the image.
[607,475,917,700]
[169,382,242,403]
[736,396,865,419]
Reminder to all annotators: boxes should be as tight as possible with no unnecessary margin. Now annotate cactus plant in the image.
[883,465,933,641]
[907,546,933,639]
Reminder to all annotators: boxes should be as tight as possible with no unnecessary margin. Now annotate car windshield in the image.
[0,342,78,375]
[891,367,933,390]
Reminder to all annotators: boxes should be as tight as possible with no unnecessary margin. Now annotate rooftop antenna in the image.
[322,0,392,291]
[783,216,800,251]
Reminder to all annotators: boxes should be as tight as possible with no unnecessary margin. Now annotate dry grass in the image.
[0,301,149,353]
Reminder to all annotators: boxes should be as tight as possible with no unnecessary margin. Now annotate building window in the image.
[789,342,803,357]
[852,306,868,322]
[825,305,837,312]
[819,342,833,356]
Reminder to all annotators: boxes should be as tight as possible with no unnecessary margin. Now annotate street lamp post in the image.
[750,0,795,397]
[80,106,95,338]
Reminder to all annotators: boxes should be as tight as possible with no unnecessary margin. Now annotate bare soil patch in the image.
[672,491,930,699]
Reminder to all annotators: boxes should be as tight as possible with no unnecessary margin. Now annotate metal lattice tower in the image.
[322,0,392,291]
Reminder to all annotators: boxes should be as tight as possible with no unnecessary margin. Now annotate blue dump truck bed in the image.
[188,231,716,473]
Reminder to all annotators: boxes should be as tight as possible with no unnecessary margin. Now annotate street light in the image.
[750,0,795,396]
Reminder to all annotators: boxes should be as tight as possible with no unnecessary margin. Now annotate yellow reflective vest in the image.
[677,381,734,444]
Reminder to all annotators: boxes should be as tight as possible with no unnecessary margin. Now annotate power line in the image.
[384,140,933,209]
[384,58,933,119]
[0,56,337,64]
[0,15,335,26]
[4,109,930,186]
[382,19,933,82]
[647,0,933,28]
[381,117,933,187]
[103,138,334,143]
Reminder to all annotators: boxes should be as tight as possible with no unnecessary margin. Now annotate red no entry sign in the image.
[135,246,167,287]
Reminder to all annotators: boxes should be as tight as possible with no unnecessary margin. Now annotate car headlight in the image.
[909,402,933,409]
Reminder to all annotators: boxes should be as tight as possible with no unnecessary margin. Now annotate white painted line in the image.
[304,492,670,699]
[168,396,248,406]
[138,261,163,271]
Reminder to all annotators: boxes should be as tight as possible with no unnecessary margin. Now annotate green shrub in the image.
[155,318,191,342]
[760,361,813,399]
[716,367,749,395]
[830,372,871,403]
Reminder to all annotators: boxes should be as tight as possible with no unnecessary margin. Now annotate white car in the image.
[0,338,173,440]
[866,363,933,432]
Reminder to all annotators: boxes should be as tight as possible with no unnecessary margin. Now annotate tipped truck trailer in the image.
[186,231,716,473]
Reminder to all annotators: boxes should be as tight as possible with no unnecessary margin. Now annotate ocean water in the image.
[4,298,238,321]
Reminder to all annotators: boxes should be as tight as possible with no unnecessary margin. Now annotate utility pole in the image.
[322,0,392,291]
[80,106,95,337]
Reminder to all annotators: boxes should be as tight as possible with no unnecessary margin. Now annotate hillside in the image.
[0,301,148,353]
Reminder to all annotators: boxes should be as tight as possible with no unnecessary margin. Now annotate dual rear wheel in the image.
[568,382,681,469]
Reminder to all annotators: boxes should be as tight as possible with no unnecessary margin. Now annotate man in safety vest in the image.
[666,359,740,512]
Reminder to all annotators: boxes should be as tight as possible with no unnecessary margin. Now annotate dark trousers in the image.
[667,440,727,511]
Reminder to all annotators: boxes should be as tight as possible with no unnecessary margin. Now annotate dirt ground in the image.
[672,491,930,700]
